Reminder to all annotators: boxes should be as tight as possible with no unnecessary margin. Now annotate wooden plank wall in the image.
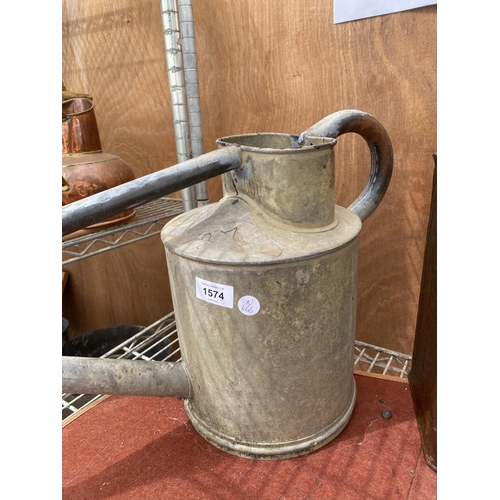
[62,0,436,355]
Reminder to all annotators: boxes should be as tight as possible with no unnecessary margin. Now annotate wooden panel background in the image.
[62,0,436,355]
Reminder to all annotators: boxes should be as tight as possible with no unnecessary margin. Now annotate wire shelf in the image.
[62,197,184,265]
[354,340,412,378]
[62,313,180,422]
[62,313,412,423]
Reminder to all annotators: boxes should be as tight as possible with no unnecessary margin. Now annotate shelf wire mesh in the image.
[62,312,180,422]
[62,313,412,423]
[62,197,183,265]
[353,340,412,378]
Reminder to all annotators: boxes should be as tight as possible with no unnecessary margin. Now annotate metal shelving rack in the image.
[354,341,411,378]
[62,197,183,265]
[62,313,180,423]
[62,197,185,423]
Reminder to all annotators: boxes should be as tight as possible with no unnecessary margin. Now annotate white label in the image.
[195,277,234,308]
[334,1,436,24]
[238,295,261,316]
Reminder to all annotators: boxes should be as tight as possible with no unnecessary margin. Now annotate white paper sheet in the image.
[334,0,436,24]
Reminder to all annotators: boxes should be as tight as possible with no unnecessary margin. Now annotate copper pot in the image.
[62,97,136,227]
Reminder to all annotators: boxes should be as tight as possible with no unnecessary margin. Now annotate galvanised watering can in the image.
[62,109,393,459]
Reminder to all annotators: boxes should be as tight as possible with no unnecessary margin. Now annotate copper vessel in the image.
[62,97,136,227]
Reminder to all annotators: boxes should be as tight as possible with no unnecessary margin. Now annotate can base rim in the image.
[184,378,357,460]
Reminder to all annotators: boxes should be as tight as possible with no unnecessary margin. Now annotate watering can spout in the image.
[62,357,192,399]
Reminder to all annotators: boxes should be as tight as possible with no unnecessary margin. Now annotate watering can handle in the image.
[299,110,393,222]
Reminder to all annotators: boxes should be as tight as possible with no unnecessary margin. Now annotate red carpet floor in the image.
[62,374,436,499]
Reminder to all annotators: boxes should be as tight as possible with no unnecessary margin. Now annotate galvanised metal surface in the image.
[218,134,338,229]
[62,357,191,398]
[299,110,393,223]
[61,110,392,235]
[61,147,241,236]
[61,110,393,460]
[160,112,392,458]
[163,206,361,459]
[62,314,412,424]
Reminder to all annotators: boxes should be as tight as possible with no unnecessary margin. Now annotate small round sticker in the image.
[238,295,260,316]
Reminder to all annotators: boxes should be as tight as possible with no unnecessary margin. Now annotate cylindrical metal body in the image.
[161,134,362,459]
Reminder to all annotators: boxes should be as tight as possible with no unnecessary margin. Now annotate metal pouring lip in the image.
[216,133,336,154]
[62,97,95,116]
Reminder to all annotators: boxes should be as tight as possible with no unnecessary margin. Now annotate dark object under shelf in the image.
[408,153,437,471]
[62,318,69,344]
[62,325,146,358]
[62,325,169,359]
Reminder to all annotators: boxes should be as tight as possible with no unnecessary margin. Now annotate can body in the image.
[162,201,361,458]
[162,133,362,459]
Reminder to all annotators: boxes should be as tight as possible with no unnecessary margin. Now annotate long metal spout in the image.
[62,357,192,399]
[62,146,241,236]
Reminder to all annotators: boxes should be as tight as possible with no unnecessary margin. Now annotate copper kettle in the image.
[62,94,136,228]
